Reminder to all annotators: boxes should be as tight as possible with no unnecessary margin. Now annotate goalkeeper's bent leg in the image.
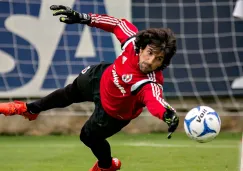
[79,102,130,170]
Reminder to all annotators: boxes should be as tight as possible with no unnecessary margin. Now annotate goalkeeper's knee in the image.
[80,126,93,148]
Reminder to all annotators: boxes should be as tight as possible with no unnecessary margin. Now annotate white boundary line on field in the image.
[119,142,238,149]
[0,142,237,149]
[240,133,243,171]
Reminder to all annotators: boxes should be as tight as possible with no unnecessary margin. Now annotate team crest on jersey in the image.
[122,74,133,83]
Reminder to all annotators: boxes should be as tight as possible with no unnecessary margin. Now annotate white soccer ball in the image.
[184,106,221,143]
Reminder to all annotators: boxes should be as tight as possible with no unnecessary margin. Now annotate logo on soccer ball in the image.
[184,106,221,143]
[122,74,133,83]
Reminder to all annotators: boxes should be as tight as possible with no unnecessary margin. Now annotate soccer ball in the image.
[184,106,221,143]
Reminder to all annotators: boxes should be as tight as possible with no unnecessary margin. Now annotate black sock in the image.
[98,159,112,169]
[91,140,112,169]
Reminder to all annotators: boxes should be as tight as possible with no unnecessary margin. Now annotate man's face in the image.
[138,45,165,74]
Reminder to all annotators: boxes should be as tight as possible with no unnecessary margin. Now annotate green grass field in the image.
[0,132,241,171]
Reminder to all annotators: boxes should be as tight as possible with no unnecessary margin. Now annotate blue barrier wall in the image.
[0,0,242,97]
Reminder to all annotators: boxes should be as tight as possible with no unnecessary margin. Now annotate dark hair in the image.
[135,28,176,70]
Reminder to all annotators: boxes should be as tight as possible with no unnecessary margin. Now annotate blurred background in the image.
[0,1,242,171]
[0,0,242,135]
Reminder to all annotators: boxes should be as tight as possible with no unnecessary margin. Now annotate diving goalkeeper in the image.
[0,5,179,171]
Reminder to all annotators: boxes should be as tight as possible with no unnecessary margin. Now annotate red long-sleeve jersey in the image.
[88,14,167,120]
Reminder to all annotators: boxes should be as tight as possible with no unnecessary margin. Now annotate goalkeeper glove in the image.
[162,100,179,139]
[50,5,91,24]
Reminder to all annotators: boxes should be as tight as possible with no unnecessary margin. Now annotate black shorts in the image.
[76,62,130,140]
[75,61,111,102]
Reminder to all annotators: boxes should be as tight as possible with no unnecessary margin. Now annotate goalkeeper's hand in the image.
[162,100,179,139]
[50,5,91,24]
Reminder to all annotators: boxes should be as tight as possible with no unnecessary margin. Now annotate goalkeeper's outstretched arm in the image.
[50,5,138,44]
[138,83,179,138]
[88,14,138,43]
